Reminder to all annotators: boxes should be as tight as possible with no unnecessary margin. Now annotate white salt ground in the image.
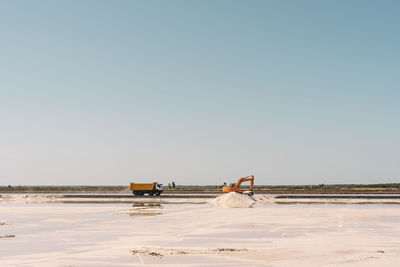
[2,199,400,266]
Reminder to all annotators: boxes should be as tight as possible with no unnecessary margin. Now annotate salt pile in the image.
[253,194,274,205]
[211,192,257,208]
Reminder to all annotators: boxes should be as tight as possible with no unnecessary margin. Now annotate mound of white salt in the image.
[210,192,257,208]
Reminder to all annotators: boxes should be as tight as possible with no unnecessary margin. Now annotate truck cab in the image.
[155,183,164,193]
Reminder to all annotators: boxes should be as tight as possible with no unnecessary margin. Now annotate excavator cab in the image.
[222,175,254,195]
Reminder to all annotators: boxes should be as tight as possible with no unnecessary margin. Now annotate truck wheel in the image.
[155,191,161,196]
[149,192,154,196]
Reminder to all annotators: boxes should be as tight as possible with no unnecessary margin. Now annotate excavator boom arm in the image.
[236,175,254,191]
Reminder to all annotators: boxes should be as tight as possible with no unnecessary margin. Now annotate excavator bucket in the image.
[242,190,254,196]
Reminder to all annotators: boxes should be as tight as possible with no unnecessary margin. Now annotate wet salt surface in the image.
[3,193,400,205]
[1,201,400,266]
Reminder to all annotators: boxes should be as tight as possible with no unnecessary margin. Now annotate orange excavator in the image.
[222,175,254,195]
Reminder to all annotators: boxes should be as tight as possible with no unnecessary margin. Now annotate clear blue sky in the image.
[1,0,399,185]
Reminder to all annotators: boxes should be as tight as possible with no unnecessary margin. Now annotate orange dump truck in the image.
[130,182,164,196]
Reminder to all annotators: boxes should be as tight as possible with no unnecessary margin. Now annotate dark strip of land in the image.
[3,194,400,200]
[2,185,400,194]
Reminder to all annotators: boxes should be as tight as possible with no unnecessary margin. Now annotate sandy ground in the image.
[1,196,400,266]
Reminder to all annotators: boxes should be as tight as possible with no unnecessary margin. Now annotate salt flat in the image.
[1,196,400,266]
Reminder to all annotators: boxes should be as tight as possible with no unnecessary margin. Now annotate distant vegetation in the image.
[0,185,127,193]
[254,183,400,189]
[177,183,400,189]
